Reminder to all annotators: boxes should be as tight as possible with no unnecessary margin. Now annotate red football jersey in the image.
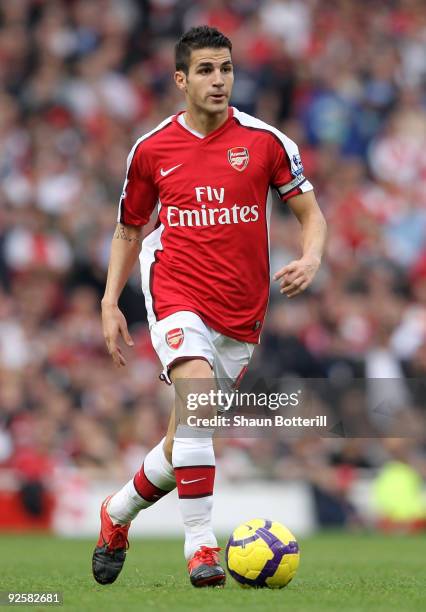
[118,107,313,343]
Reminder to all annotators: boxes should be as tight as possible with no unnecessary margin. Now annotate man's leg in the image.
[92,431,176,585]
[92,310,221,585]
[108,439,176,524]
[169,358,225,587]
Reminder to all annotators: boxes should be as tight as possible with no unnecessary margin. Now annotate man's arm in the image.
[101,223,142,367]
[273,191,327,298]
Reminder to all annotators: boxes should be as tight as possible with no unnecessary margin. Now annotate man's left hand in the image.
[273,256,320,298]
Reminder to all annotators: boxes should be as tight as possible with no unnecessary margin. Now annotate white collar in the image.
[178,113,205,139]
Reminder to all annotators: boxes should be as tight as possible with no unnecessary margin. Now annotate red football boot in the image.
[188,546,226,587]
[92,495,130,585]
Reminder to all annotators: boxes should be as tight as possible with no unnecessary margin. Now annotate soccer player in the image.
[92,25,327,587]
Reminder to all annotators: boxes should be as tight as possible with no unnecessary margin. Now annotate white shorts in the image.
[150,311,255,389]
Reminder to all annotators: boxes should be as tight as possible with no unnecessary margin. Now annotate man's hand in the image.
[101,301,134,367]
[273,256,320,298]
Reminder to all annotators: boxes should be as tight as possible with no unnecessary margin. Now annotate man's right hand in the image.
[101,301,134,367]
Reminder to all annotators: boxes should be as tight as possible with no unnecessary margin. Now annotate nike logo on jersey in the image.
[160,163,183,177]
[181,477,206,485]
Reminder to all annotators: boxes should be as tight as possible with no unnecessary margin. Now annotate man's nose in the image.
[212,69,224,86]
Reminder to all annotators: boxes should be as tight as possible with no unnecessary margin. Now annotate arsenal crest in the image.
[166,328,184,350]
[228,147,249,172]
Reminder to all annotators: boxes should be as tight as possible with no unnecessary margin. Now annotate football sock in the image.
[172,424,217,560]
[107,437,176,525]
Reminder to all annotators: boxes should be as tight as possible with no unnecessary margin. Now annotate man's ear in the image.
[174,71,187,92]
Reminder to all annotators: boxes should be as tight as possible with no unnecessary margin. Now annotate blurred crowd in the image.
[0,0,425,527]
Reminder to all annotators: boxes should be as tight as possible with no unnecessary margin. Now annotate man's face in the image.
[175,47,234,115]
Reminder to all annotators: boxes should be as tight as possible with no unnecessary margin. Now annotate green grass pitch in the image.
[1,532,425,611]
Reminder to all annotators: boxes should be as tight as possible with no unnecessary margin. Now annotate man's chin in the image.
[204,100,229,114]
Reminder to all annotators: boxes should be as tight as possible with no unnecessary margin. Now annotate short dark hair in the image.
[175,25,232,74]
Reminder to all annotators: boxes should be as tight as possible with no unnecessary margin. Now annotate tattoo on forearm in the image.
[114,224,142,244]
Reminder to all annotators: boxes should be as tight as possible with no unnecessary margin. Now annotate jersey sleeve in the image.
[269,133,313,202]
[117,142,158,226]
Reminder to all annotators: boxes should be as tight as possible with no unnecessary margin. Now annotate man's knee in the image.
[171,358,217,422]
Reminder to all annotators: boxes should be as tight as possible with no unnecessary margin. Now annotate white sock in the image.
[108,437,175,525]
[173,425,217,560]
